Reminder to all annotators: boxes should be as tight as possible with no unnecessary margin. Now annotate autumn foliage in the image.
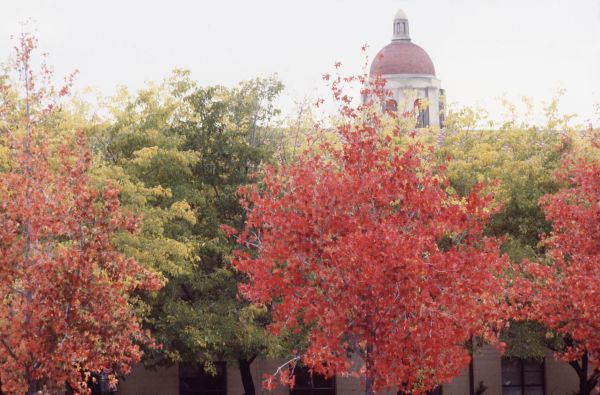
[515,146,600,393]
[232,66,510,394]
[0,34,161,394]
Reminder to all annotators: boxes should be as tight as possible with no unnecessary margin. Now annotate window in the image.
[179,362,227,395]
[414,96,429,128]
[89,372,116,395]
[384,98,398,113]
[395,22,406,34]
[290,365,335,395]
[501,358,544,395]
[416,108,429,128]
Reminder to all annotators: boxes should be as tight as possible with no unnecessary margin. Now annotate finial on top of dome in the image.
[392,8,410,42]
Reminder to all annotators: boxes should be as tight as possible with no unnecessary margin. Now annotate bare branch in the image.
[1,338,18,360]
[272,355,301,378]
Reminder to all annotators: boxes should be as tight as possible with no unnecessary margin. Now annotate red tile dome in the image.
[370,41,436,77]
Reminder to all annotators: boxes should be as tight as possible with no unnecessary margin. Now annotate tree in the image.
[440,99,600,394]
[514,141,600,395]
[0,33,160,395]
[232,68,510,395]
[439,98,573,261]
[157,77,285,395]
[431,101,564,367]
[89,73,286,395]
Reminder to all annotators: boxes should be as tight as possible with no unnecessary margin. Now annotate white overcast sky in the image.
[1,0,600,124]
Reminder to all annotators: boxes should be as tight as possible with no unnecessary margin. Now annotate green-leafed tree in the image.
[439,98,574,262]
[437,100,600,387]
[90,72,287,395]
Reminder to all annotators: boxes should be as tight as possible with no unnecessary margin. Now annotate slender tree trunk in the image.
[468,352,475,395]
[239,356,257,395]
[24,46,36,395]
[365,377,374,395]
[578,374,589,395]
[580,352,589,395]
[27,380,37,395]
[578,352,591,395]
[365,342,374,395]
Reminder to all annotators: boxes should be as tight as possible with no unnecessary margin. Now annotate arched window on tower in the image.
[395,22,401,33]
[414,99,429,128]
[384,98,398,113]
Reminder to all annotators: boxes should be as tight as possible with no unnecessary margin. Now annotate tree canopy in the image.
[232,71,512,395]
[513,140,600,394]
[0,33,161,395]
[88,71,288,394]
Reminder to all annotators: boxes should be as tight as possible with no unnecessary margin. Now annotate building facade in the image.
[116,345,587,395]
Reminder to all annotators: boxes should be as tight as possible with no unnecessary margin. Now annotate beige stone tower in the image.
[370,9,444,128]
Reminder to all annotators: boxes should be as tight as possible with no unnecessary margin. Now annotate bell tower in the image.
[392,9,410,41]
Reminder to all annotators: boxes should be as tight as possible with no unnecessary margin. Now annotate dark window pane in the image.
[502,359,522,386]
[312,373,334,388]
[502,358,544,395]
[523,359,543,385]
[290,365,335,395]
[179,364,197,377]
[179,362,226,395]
[524,387,543,395]
[524,370,543,386]
[523,360,543,372]
[292,366,312,388]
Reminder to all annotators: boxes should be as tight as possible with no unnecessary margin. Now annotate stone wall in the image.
[117,364,179,395]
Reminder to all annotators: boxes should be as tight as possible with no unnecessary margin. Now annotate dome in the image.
[370,41,436,76]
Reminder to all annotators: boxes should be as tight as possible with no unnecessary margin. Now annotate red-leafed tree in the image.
[0,33,161,395]
[231,64,510,394]
[516,143,600,395]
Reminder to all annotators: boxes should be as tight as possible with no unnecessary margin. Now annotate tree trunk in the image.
[580,352,589,395]
[569,352,598,395]
[365,342,374,395]
[27,380,37,395]
[578,374,590,395]
[468,355,475,395]
[576,370,594,395]
[365,377,374,395]
[239,357,256,395]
